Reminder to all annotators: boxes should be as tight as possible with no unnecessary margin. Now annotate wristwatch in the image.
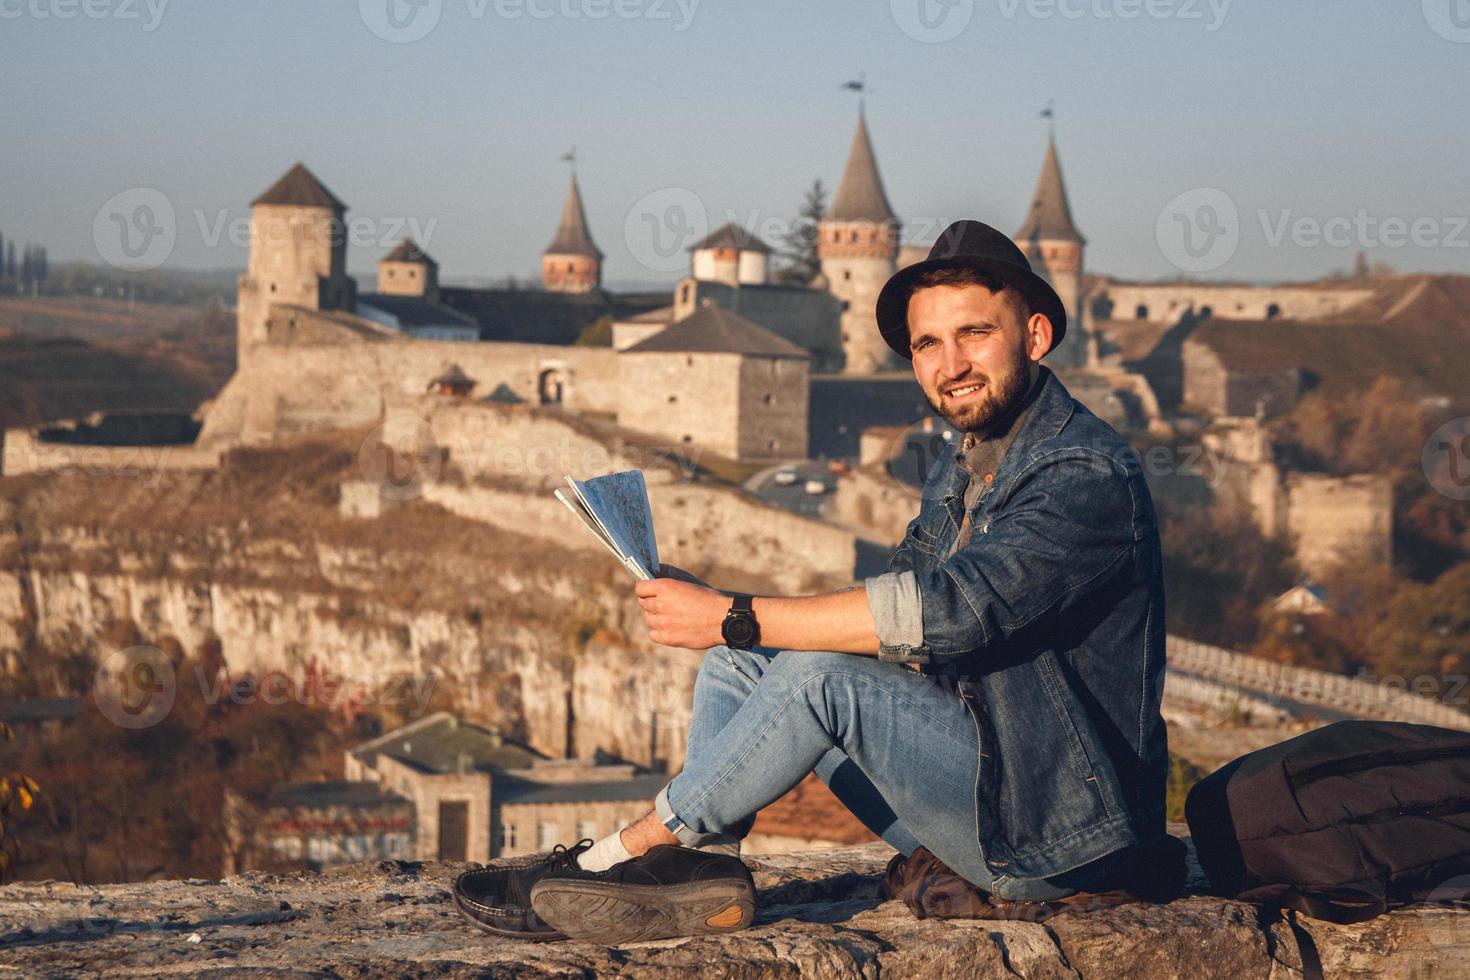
[721,594,760,651]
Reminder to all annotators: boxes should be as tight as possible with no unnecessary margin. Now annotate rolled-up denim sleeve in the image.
[906,452,1137,663]
[864,570,929,664]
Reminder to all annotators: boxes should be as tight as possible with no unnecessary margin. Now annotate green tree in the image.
[774,179,827,285]
[574,315,613,347]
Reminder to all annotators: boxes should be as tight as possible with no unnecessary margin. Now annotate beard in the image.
[923,345,1031,434]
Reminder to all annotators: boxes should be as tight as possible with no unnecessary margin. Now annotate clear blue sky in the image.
[3,0,1467,285]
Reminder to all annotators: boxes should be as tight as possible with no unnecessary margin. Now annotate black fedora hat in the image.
[876,219,1066,360]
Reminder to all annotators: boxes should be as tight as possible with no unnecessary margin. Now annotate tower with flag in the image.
[1014,105,1089,368]
[819,98,902,374]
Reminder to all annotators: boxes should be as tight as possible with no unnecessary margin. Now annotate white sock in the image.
[577,830,635,872]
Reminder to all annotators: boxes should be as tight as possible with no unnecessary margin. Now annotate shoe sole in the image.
[531,877,756,945]
[451,887,567,942]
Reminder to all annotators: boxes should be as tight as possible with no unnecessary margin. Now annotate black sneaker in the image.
[530,844,757,945]
[451,840,593,941]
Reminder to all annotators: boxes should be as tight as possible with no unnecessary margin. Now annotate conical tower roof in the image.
[251,163,347,211]
[1014,138,1084,245]
[824,113,898,225]
[544,176,603,259]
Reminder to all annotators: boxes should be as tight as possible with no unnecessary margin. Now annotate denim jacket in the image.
[870,367,1169,880]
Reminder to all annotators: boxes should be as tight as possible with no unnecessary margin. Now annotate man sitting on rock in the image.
[453,220,1172,945]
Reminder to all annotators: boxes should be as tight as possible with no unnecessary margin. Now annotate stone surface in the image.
[1,840,1465,978]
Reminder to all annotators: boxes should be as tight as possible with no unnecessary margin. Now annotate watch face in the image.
[724,615,756,647]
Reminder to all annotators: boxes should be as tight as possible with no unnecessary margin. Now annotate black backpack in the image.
[1185,720,1470,923]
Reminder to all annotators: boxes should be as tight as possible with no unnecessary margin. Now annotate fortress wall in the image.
[0,427,221,478]
[831,467,918,548]
[421,475,857,595]
[1286,473,1393,576]
[395,403,857,591]
[196,338,620,449]
[1095,284,1375,323]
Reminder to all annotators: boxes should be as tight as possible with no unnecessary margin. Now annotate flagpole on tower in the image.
[841,73,867,114]
[1041,99,1056,140]
[560,146,577,177]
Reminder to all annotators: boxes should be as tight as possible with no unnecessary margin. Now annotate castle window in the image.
[1135,304,1148,320]
[843,270,851,281]
[681,284,691,303]
[577,820,597,842]
[500,823,517,850]
[686,355,693,367]
[537,822,560,851]
[668,395,677,403]
[270,283,277,294]
[1266,303,1281,320]
[767,438,778,451]
[682,435,692,443]
[763,393,773,405]
[567,262,574,272]
[387,269,394,278]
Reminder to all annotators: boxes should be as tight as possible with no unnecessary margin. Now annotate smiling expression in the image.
[907,283,1053,434]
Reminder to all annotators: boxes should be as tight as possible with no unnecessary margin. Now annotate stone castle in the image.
[208,113,1102,466]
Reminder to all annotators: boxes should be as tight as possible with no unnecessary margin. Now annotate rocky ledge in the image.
[0,840,1465,978]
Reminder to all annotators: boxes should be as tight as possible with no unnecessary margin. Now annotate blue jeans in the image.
[655,645,1118,902]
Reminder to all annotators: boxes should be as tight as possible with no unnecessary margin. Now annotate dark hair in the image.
[909,265,1033,320]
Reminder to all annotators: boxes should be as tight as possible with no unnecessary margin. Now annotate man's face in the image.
[907,283,1052,434]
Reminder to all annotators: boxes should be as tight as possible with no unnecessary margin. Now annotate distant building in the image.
[376,239,440,301]
[542,175,603,294]
[235,163,357,367]
[1014,137,1089,370]
[427,364,477,397]
[689,222,772,287]
[1272,583,1335,617]
[619,306,811,461]
[1182,333,1304,417]
[818,112,902,375]
[358,240,482,342]
[342,712,666,862]
[222,781,414,875]
[669,277,842,372]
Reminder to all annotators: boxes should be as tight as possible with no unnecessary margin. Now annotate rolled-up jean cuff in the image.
[654,782,710,847]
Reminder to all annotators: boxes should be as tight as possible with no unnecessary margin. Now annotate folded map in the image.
[554,470,660,581]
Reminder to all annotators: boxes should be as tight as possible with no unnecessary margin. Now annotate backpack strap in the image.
[1278,887,1388,925]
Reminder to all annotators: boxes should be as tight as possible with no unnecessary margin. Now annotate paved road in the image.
[744,460,838,519]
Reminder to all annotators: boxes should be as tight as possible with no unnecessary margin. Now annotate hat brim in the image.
[876,256,1067,361]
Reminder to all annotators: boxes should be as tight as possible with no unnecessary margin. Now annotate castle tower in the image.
[1014,137,1088,368]
[542,176,603,293]
[690,222,771,287]
[235,163,356,365]
[377,239,439,301]
[819,112,901,374]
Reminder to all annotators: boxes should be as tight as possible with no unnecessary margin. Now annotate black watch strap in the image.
[731,594,754,614]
